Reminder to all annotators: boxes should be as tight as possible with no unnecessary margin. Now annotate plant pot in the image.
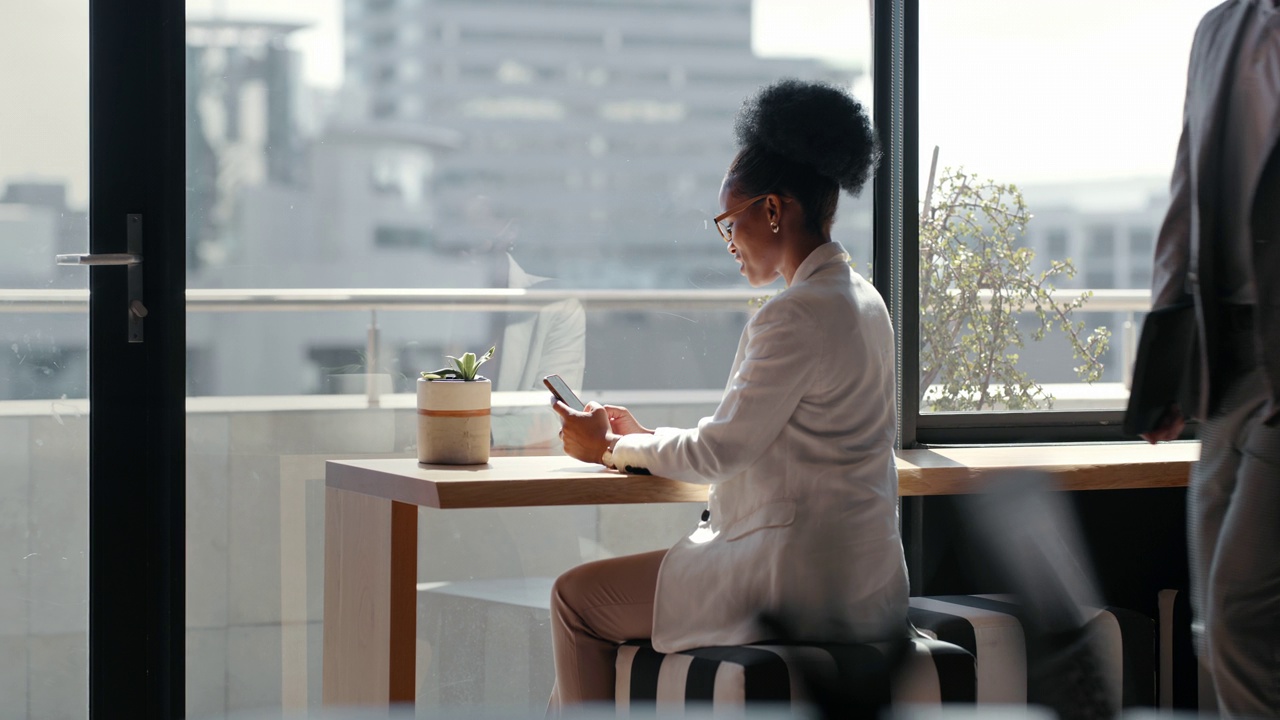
[417,377,491,465]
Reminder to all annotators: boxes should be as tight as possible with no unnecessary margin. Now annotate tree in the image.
[919,165,1110,411]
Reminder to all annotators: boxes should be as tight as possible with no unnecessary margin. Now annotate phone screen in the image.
[543,374,585,412]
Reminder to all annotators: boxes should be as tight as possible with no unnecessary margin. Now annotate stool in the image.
[908,594,1155,709]
[614,637,975,712]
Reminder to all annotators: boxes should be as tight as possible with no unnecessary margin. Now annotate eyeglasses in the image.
[712,194,768,242]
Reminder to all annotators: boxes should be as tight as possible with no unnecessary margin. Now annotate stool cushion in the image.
[614,637,975,711]
[908,594,1155,708]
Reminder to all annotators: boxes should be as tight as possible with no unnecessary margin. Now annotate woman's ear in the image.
[765,194,783,225]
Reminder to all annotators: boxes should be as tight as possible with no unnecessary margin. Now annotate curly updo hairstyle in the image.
[729,79,878,236]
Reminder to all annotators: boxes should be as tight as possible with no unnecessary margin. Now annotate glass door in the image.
[0,3,90,716]
[0,1,189,716]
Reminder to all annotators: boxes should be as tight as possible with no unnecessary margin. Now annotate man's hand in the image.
[1141,404,1186,444]
[551,400,617,464]
[602,404,652,436]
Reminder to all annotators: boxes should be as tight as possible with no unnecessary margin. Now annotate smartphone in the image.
[543,374,586,412]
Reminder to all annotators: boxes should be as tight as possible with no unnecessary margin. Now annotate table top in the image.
[326,442,1199,509]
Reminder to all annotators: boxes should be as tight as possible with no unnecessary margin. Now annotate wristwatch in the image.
[601,447,617,470]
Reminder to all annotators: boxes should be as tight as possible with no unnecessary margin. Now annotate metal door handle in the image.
[55,214,146,343]
[56,252,142,266]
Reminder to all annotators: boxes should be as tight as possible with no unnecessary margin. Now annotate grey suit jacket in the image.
[1150,0,1280,423]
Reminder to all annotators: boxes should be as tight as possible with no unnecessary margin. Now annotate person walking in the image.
[1141,1,1280,715]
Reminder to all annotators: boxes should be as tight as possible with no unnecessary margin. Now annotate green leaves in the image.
[422,345,496,382]
[919,166,1110,411]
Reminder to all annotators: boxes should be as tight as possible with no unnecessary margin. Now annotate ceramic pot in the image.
[417,377,491,465]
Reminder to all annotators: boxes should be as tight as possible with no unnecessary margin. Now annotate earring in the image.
[770,222,779,233]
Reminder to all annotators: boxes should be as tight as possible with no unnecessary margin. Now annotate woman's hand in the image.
[552,400,616,464]
[602,405,652,436]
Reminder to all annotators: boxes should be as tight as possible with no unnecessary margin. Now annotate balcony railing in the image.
[1,286,1151,404]
[0,286,1154,314]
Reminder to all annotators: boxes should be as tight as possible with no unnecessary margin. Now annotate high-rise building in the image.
[342,0,864,288]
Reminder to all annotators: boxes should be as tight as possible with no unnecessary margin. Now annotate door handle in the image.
[56,252,141,266]
[55,213,146,343]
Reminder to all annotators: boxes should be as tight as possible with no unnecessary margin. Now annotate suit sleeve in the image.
[610,296,819,484]
[1151,23,1199,311]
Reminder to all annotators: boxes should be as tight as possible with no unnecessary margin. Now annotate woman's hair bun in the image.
[733,79,878,195]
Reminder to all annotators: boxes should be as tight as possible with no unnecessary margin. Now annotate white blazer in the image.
[611,241,911,654]
[492,254,586,449]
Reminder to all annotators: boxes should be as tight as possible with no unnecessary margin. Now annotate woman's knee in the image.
[551,563,591,616]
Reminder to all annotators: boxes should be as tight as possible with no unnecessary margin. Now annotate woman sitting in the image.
[548,79,911,711]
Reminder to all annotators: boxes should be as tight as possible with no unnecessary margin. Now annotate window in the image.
[1085,225,1117,289]
[1128,226,1156,288]
[1129,226,1155,260]
[374,225,435,250]
[1045,228,1069,262]
[915,0,1214,430]
[178,3,874,713]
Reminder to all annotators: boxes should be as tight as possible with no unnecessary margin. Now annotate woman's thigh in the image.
[553,549,667,642]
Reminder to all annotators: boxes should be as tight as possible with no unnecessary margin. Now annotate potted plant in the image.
[417,346,495,465]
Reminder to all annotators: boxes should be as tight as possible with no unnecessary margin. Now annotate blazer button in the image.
[701,509,710,522]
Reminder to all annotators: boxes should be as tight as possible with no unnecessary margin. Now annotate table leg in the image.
[322,486,418,706]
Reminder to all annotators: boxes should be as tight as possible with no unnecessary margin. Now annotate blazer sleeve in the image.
[1151,24,1199,311]
[529,298,586,390]
[610,295,819,484]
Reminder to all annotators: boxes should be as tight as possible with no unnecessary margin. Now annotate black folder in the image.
[1123,303,1196,436]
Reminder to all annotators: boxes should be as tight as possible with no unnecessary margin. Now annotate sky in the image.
[0,0,1217,209]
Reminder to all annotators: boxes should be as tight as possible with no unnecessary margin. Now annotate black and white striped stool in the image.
[907,594,1155,709]
[614,637,975,712]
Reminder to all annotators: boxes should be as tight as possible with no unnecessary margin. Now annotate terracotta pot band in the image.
[418,408,491,418]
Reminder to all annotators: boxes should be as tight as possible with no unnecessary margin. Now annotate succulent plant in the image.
[421,345,496,382]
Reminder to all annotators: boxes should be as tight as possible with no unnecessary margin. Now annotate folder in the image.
[1123,303,1196,437]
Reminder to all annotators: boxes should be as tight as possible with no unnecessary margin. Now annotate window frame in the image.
[875,0,1195,447]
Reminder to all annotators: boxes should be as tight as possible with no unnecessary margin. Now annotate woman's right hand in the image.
[603,405,652,436]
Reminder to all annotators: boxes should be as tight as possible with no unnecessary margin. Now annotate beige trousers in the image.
[547,549,666,714]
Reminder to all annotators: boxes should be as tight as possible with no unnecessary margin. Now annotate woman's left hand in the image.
[552,400,615,464]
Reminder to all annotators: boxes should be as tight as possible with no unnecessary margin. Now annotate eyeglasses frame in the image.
[712,194,770,242]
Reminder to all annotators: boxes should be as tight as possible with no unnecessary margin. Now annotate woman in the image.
[548,79,911,710]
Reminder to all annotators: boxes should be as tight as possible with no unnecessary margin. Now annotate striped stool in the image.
[908,595,1155,709]
[614,637,975,712]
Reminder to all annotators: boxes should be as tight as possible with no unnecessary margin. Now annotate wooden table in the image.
[321,443,1198,706]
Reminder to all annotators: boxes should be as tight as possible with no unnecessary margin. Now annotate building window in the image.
[1045,228,1069,260]
[374,225,436,250]
[1129,226,1154,260]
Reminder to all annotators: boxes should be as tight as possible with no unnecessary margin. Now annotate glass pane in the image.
[918,1,1216,414]
[0,2,90,718]
[184,0,870,715]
